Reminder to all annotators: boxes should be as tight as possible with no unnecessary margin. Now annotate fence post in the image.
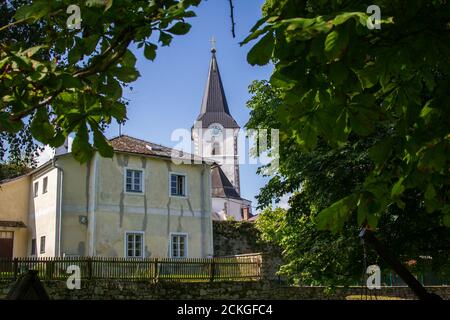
[13,258,18,280]
[154,258,159,283]
[46,259,54,279]
[87,257,93,280]
[209,260,215,282]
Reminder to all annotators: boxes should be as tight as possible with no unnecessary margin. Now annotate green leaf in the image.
[121,49,137,68]
[159,31,173,46]
[144,43,157,61]
[48,132,66,148]
[324,29,349,60]
[368,138,393,164]
[295,123,317,151]
[167,22,191,35]
[14,1,51,22]
[0,112,24,133]
[22,45,46,58]
[333,12,367,26]
[247,32,274,66]
[240,25,272,46]
[92,126,114,158]
[71,124,93,163]
[357,195,370,226]
[68,46,83,65]
[112,66,140,83]
[86,0,105,7]
[356,63,379,89]
[105,0,113,11]
[443,215,450,227]
[60,74,83,89]
[101,77,122,100]
[105,101,126,120]
[348,104,377,136]
[391,178,405,198]
[83,35,100,56]
[424,184,436,200]
[329,61,348,85]
[316,194,358,233]
[30,108,55,143]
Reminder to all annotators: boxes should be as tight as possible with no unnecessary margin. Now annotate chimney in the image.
[242,207,249,221]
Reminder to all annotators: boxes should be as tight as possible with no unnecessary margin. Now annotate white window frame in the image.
[40,235,46,254]
[42,176,48,194]
[124,231,145,258]
[169,172,188,198]
[33,181,39,198]
[31,238,36,256]
[170,232,188,258]
[124,167,145,195]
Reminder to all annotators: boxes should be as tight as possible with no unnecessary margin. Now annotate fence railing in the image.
[0,255,262,282]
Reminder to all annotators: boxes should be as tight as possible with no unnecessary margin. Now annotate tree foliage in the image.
[243,1,450,231]
[0,0,46,169]
[248,80,450,285]
[0,0,200,163]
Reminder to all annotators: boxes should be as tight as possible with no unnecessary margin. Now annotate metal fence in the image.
[0,254,262,282]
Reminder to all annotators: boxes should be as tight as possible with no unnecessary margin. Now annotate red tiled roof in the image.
[109,135,207,163]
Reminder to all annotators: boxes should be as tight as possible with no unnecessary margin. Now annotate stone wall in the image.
[1,279,449,300]
[213,221,283,280]
[213,221,263,256]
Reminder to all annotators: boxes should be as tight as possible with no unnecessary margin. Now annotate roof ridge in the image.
[109,134,216,163]
[109,134,170,150]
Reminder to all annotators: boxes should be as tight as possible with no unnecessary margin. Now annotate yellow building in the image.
[0,135,214,259]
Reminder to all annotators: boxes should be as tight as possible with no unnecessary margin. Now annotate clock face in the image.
[210,124,223,136]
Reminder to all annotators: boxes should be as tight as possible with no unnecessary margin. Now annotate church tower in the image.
[192,44,241,195]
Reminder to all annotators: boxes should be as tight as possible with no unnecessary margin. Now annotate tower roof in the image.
[194,49,239,129]
[211,165,241,200]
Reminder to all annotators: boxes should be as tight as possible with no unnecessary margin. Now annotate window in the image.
[171,234,187,258]
[126,232,143,258]
[125,169,143,193]
[211,142,221,155]
[170,174,186,197]
[31,238,36,255]
[42,177,48,194]
[33,181,39,197]
[0,231,13,239]
[40,236,45,254]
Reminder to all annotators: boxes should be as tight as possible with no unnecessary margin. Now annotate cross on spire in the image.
[210,36,216,53]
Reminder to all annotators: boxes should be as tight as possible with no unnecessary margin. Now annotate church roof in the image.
[194,50,240,129]
[211,165,241,200]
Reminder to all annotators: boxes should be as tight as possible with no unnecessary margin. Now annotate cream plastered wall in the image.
[93,153,213,258]
[29,166,58,257]
[0,176,30,257]
[56,155,89,256]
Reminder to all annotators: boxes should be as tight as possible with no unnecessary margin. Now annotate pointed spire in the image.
[210,36,216,53]
[194,41,239,129]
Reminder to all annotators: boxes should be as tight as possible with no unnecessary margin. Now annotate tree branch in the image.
[228,0,236,38]
[7,28,137,122]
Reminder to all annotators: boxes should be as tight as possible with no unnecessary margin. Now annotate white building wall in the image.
[193,127,240,195]
[212,197,249,221]
[29,167,59,257]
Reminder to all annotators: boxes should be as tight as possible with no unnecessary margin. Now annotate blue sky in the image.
[102,0,273,210]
